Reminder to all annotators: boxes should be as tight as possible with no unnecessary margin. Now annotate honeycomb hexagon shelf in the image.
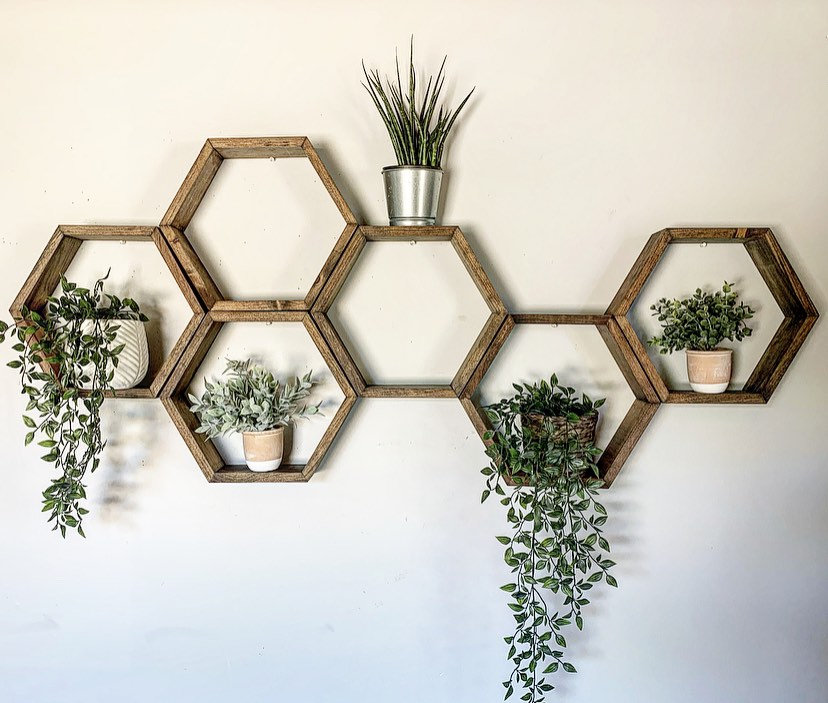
[159,136,358,312]
[311,226,508,398]
[161,309,356,483]
[459,314,661,486]
[10,225,204,398]
[8,135,820,488]
[606,227,819,404]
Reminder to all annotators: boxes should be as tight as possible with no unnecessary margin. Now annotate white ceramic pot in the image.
[79,319,149,390]
[685,349,732,394]
[242,428,285,472]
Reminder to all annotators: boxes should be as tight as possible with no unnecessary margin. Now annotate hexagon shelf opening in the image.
[606,228,819,404]
[311,226,507,398]
[160,137,357,312]
[459,314,660,486]
[10,225,204,399]
[162,310,356,483]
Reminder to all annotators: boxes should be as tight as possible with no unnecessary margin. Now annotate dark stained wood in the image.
[744,229,819,317]
[161,141,223,230]
[10,228,81,318]
[311,226,508,399]
[362,385,457,399]
[10,225,205,399]
[598,318,661,403]
[159,225,223,310]
[459,312,662,485]
[605,230,671,315]
[452,313,508,395]
[360,226,456,241]
[159,137,356,311]
[598,400,660,486]
[209,136,307,159]
[161,309,356,482]
[609,226,818,405]
[62,225,156,241]
[666,391,766,404]
[513,314,611,326]
[743,315,818,400]
[450,229,507,314]
[301,141,357,224]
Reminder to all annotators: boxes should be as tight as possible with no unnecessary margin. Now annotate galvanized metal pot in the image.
[382,165,443,226]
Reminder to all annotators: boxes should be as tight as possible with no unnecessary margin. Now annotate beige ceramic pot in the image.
[241,427,284,472]
[685,349,732,394]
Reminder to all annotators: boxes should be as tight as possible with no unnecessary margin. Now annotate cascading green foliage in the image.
[362,39,474,167]
[188,358,321,438]
[0,273,147,537]
[481,376,615,702]
[648,281,754,353]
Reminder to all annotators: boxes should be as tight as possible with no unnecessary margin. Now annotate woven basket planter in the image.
[503,412,598,487]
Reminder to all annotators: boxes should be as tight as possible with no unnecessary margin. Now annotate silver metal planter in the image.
[382,165,443,226]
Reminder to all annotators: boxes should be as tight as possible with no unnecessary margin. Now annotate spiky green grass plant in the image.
[362,40,474,168]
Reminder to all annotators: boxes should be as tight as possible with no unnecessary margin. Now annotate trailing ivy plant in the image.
[188,358,321,438]
[362,38,474,168]
[481,376,616,701]
[648,281,754,354]
[0,273,148,537]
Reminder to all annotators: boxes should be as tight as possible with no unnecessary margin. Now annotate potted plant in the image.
[0,273,150,537]
[481,376,616,700]
[188,359,322,472]
[648,281,755,394]
[362,40,474,226]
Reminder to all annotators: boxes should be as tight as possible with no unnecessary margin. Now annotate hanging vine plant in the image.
[0,273,148,537]
[481,376,617,701]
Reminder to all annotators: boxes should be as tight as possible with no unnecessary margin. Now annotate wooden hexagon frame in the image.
[9,225,205,399]
[459,314,661,486]
[160,136,358,312]
[311,226,508,398]
[606,227,819,404]
[161,309,356,483]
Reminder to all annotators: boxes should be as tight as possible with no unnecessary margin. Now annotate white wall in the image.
[1,2,826,701]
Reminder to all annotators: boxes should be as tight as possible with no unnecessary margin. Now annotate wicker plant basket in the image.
[504,412,598,487]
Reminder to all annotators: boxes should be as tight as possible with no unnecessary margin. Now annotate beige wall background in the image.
[1,1,826,701]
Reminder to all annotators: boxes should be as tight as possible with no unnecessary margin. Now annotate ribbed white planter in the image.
[78,319,149,390]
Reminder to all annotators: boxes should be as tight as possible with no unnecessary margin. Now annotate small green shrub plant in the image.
[481,376,615,701]
[648,281,754,354]
[0,273,148,537]
[188,358,321,438]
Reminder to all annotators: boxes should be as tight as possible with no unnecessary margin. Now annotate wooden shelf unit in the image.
[311,226,507,399]
[9,225,205,399]
[160,136,358,312]
[459,314,661,486]
[606,227,819,404]
[161,309,356,483]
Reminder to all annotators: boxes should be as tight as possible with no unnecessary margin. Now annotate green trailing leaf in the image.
[648,281,755,353]
[480,376,616,702]
[362,38,474,168]
[0,272,148,537]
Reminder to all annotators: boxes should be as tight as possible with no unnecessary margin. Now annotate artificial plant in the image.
[362,39,474,167]
[0,273,148,537]
[188,358,321,438]
[481,376,616,701]
[648,281,754,354]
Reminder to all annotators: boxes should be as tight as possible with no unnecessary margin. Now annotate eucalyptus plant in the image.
[481,376,616,701]
[188,358,321,438]
[0,273,148,537]
[648,281,754,353]
[362,39,474,167]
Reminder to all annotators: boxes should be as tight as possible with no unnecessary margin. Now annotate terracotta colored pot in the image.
[241,428,284,472]
[685,349,732,394]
